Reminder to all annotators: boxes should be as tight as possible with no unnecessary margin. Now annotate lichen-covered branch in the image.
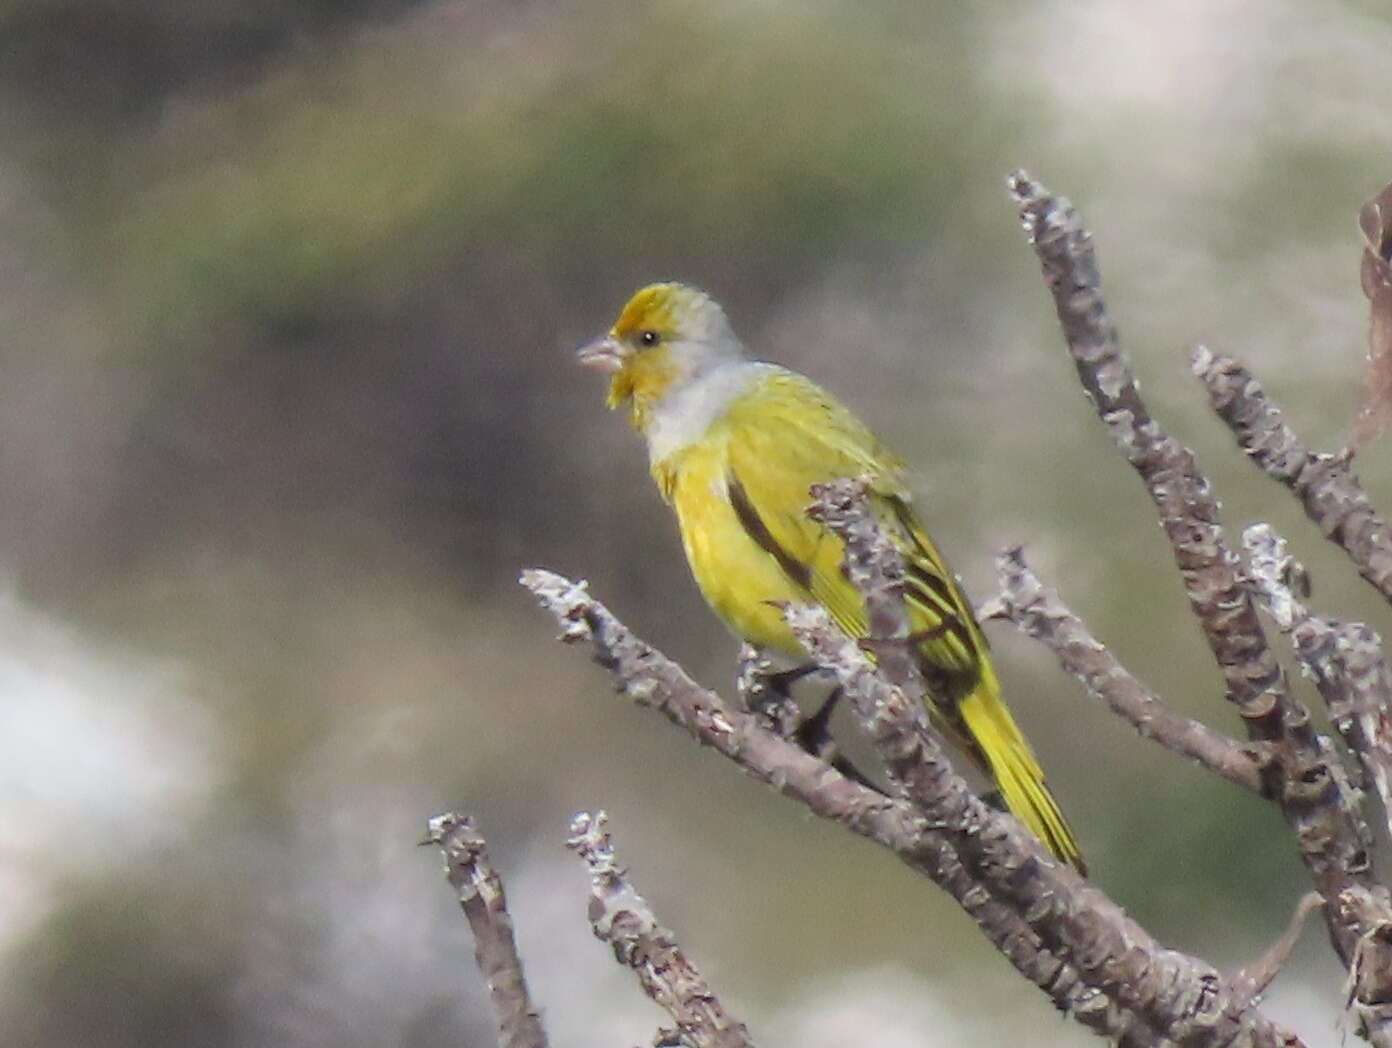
[787,601,1302,1047]
[981,546,1263,794]
[1243,523,1392,842]
[1008,170,1288,745]
[1340,885,1392,1041]
[1008,170,1376,977]
[567,810,752,1048]
[519,568,1143,1042]
[1195,345,1392,607]
[796,482,1301,1048]
[422,813,550,1048]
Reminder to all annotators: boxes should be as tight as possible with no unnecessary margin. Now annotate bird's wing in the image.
[719,369,981,680]
[883,493,986,682]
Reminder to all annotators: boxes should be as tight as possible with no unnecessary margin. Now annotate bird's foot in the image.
[792,684,841,758]
[735,647,882,791]
[793,687,883,792]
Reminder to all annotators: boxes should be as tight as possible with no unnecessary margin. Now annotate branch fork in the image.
[436,172,1392,1048]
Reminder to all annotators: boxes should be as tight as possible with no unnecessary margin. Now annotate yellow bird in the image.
[577,282,1084,871]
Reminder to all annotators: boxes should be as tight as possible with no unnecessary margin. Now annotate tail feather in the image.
[886,497,1083,870]
[958,678,1086,874]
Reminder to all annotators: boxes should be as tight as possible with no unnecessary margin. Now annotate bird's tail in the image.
[957,662,1086,873]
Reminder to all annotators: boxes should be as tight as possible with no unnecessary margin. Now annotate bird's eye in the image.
[638,330,661,347]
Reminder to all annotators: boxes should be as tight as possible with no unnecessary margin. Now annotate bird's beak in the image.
[575,335,625,373]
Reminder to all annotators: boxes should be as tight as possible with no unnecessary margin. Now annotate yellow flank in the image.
[656,372,862,651]
[580,282,1084,871]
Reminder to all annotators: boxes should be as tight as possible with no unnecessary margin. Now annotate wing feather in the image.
[720,369,982,689]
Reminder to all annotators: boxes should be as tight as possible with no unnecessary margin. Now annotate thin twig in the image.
[1229,893,1324,1006]
[1195,345,1392,607]
[567,810,753,1048]
[422,813,550,1048]
[520,568,1145,1042]
[795,482,1302,1048]
[981,546,1264,794]
[1009,169,1375,976]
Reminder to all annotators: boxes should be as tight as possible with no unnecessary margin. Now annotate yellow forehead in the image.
[611,282,709,339]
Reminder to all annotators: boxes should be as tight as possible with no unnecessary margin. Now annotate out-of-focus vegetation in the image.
[1,1,1389,1044]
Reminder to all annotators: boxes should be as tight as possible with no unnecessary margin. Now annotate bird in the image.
[576,281,1084,871]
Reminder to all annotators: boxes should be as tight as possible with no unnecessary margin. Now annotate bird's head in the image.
[577,282,743,418]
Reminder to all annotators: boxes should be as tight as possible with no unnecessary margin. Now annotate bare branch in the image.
[982,546,1264,794]
[519,568,1145,1042]
[422,813,550,1048]
[786,599,1300,1045]
[790,487,1303,1048]
[567,810,753,1048]
[1195,345,1392,606]
[1008,170,1287,744]
[1009,169,1377,976]
[1243,524,1392,844]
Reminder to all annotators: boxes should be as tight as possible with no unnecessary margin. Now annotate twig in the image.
[1009,169,1376,976]
[805,479,925,706]
[1243,523,1392,843]
[981,546,1264,794]
[795,482,1302,1048]
[422,813,550,1048]
[1195,345,1392,607]
[567,810,753,1048]
[520,568,1145,1042]
[1229,893,1324,1006]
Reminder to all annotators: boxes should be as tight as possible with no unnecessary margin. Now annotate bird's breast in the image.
[657,437,810,658]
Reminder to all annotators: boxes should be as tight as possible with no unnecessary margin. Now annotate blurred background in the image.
[0,0,1389,1044]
